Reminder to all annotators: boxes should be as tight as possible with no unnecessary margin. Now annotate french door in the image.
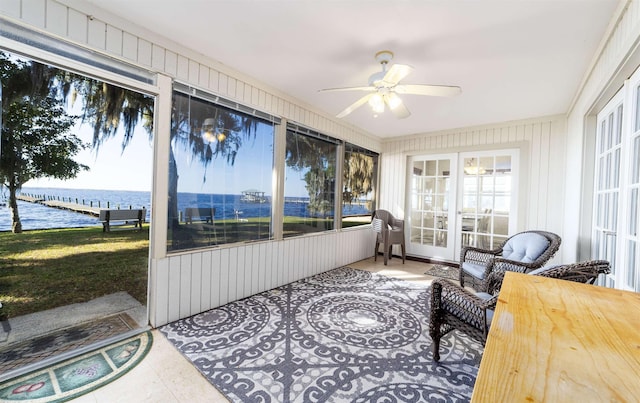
[594,70,640,292]
[407,150,518,261]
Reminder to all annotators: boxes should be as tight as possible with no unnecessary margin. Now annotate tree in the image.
[343,151,374,206]
[285,132,336,217]
[1,50,261,239]
[0,53,88,233]
[67,77,260,236]
[167,92,259,231]
[0,96,87,233]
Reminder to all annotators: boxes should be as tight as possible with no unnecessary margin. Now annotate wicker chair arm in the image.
[536,260,611,284]
[431,279,497,329]
[485,270,506,295]
[487,259,611,289]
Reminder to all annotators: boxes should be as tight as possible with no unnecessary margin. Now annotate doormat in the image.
[0,313,139,375]
[424,264,460,281]
[0,331,151,402]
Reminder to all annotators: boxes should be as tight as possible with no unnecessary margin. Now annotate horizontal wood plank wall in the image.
[151,227,375,327]
[1,0,381,327]
[379,116,567,260]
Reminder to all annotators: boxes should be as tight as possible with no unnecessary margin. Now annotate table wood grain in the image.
[471,271,640,402]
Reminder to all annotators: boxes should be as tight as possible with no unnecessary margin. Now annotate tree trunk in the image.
[8,183,22,233]
[168,146,180,230]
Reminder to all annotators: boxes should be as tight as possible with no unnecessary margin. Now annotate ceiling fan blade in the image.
[382,64,413,85]
[318,86,374,93]
[336,93,373,118]
[395,84,462,97]
[384,94,411,119]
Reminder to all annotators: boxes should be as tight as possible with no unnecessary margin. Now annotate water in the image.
[0,187,370,232]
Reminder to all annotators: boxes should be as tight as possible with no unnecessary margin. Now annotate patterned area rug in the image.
[161,266,481,402]
[425,264,460,281]
[0,331,152,402]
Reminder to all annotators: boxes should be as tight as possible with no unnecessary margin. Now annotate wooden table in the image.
[472,271,640,402]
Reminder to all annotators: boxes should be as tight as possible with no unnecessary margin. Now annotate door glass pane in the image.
[617,104,624,144]
[425,160,437,176]
[611,148,620,188]
[461,154,511,249]
[630,189,638,237]
[612,193,618,231]
[598,157,605,190]
[627,240,636,289]
[635,85,640,131]
[409,158,452,249]
[608,113,614,148]
[633,137,640,184]
[413,161,424,175]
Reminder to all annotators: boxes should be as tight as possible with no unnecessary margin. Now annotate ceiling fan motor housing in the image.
[370,50,394,87]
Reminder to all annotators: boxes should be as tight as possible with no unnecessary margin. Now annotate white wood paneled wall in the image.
[379,115,568,260]
[1,0,381,327]
[564,0,640,261]
[151,228,376,326]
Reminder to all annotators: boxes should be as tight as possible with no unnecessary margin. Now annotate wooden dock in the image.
[15,194,140,218]
[41,199,101,216]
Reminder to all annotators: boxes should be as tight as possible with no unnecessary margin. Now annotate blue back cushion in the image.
[502,233,550,263]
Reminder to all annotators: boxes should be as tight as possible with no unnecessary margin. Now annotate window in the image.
[342,144,378,227]
[284,125,338,237]
[167,88,276,252]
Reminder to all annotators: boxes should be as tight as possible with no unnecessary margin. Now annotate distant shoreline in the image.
[2,187,371,232]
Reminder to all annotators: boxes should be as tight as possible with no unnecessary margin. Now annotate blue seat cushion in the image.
[502,233,550,263]
[462,262,487,279]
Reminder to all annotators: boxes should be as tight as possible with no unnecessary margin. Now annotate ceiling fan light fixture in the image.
[386,92,403,110]
[368,93,385,113]
[202,117,227,143]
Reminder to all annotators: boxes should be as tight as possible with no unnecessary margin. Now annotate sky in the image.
[24,110,154,192]
[15,49,309,197]
[24,105,310,197]
[174,123,309,197]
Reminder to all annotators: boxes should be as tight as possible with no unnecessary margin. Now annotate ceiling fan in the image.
[319,50,461,119]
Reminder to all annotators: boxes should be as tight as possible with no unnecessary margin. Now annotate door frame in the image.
[405,148,520,262]
[592,68,640,292]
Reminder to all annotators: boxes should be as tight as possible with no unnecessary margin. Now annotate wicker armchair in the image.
[429,259,610,362]
[459,230,561,291]
[372,209,406,265]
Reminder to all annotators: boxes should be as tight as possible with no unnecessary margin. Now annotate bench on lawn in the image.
[185,207,216,224]
[99,208,145,232]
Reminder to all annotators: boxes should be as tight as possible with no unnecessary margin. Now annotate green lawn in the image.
[0,216,371,319]
[0,226,149,319]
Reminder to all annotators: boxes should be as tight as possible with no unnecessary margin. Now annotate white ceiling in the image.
[84,0,620,138]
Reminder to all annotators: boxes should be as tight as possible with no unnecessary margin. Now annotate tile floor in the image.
[71,257,439,402]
